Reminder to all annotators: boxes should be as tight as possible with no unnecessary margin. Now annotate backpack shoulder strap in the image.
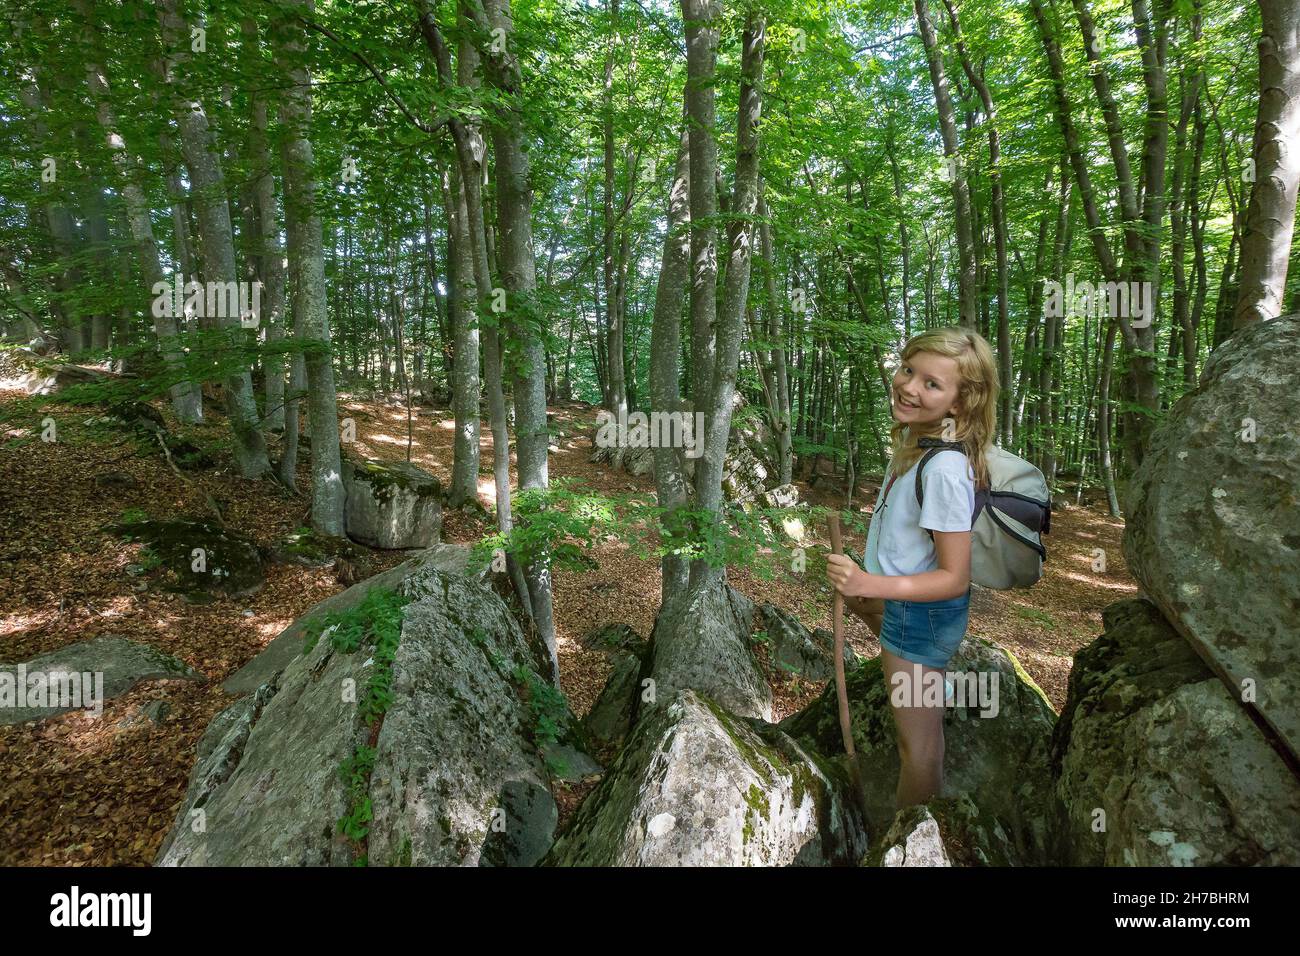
[913,439,965,508]
[914,439,967,540]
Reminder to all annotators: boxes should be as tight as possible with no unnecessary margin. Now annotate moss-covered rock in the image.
[1053,598,1300,865]
[543,688,868,866]
[758,601,857,684]
[270,528,362,568]
[779,633,1060,865]
[112,517,264,601]
[343,458,442,549]
[157,545,563,867]
[864,794,1019,866]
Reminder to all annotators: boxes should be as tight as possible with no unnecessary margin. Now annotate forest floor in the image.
[0,373,1138,865]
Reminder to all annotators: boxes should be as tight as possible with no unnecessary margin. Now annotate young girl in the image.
[826,326,999,811]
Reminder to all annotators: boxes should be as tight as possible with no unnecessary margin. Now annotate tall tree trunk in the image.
[243,18,287,434]
[915,0,978,327]
[757,191,792,485]
[1098,317,1120,517]
[601,0,628,421]
[944,0,1012,442]
[459,0,557,679]
[415,0,532,617]
[683,0,721,459]
[76,0,201,421]
[885,114,913,339]
[1168,10,1203,391]
[1234,0,1300,329]
[649,112,693,604]
[1186,82,1209,385]
[155,0,270,478]
[14,31,81,356]
[272,0,346,534]
[1125,0,1170,464]
[447,161,483,507]
[688,7,764,591]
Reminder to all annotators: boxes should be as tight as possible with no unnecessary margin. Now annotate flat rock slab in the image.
[223,544,477,696]
[0,637,203,725]
[1123,312,1300,765]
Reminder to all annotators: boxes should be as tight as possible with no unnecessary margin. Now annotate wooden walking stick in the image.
[828,513,871,823]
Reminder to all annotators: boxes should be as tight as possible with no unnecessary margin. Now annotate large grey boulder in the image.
[0,637,203,725]
[779,634,1060,864]
[1123,312,1300,764]
[642,580,771,723]
[543,688,868,866]
[343,458,443,549]
[10,350,115,396]
[157,545,589,866]
[1052,598,1300,866]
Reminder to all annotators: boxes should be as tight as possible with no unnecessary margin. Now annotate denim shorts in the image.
[878,587,971,668]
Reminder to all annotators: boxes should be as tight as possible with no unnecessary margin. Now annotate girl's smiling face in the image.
[892,350,962,427]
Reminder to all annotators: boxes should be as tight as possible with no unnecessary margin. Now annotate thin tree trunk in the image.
[757,191,792,485]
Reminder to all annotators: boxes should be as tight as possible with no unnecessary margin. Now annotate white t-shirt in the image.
[862,449,975,577]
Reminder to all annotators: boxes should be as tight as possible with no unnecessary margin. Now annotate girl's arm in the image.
[826,530,971,602]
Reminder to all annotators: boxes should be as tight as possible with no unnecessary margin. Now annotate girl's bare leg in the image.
[881,647,946,810]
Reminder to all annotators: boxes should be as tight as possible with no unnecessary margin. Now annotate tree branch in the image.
[298,14,448,135]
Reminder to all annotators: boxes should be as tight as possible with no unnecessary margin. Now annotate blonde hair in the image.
[887,326,999,491]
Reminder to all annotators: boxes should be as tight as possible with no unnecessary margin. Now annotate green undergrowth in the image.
[302,586,411,865]
[468,624,576,780]
[513,664,572,778]
[465,477,873,592]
